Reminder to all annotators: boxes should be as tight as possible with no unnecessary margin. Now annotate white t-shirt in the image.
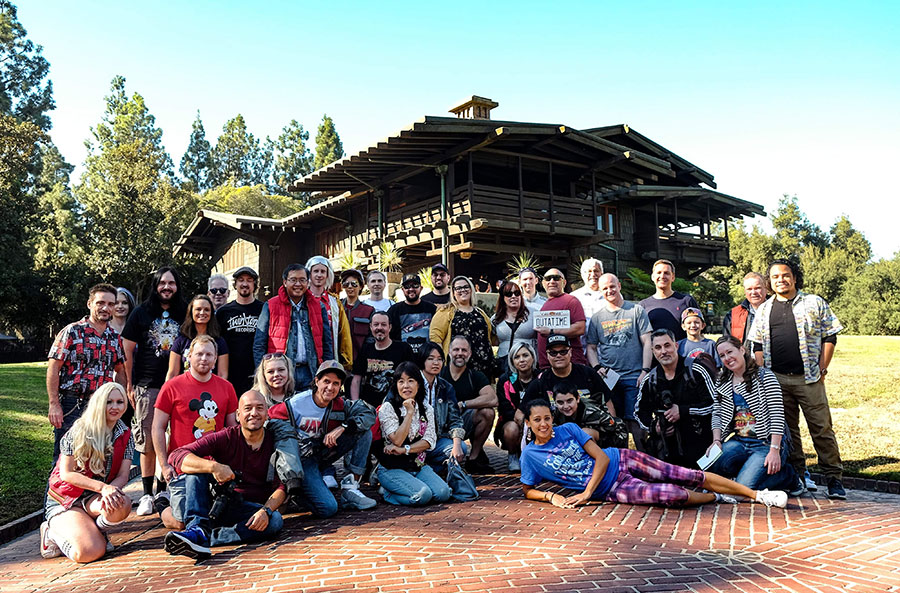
[364,297,394,313]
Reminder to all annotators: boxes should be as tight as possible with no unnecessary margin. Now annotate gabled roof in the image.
[173,209,290,257]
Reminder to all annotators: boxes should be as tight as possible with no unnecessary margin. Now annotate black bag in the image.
[445,457,479,502]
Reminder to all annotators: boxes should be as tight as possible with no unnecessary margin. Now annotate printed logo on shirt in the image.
[189,392,220,440]
[297,416,322,434]
[224,313,259,333]
[600,318,633,347]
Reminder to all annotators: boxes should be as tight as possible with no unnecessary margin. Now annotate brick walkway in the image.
[3,451,899,593]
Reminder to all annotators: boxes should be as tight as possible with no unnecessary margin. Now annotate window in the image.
[596,206,617,235]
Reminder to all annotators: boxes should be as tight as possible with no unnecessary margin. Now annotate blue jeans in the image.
[176,474,283,546]
[52,393,88,465]
[293,429,373,518]
[294,364,313,392]
[425,437,468,469]
[376,464,452,506]
[611,378,639,420]
[710,436,796,490]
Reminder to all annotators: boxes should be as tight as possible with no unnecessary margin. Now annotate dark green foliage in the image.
[209,114,273,188]
[0,1,54,130]
[201,183,301,219]
[180,111,212,192]
[273,119,313,199]
[314,113,343,170]
[836,256,900,334]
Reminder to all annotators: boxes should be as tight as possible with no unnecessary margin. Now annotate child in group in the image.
[677,307,721,368]
[552,383,627,449]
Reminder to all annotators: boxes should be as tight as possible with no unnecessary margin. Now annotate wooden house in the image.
[174,97,764,294]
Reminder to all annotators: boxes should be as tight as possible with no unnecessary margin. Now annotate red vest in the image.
[730,304,750,341]
[48,427,131,508]
[266,286,325,361]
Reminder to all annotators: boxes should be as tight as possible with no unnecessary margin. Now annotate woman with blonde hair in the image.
[252,352,296,408]
[429,275,495,379]
[41,382,134,563]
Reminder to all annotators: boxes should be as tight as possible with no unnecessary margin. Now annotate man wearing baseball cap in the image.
[216,267,264,396]
[421,263,451,306]
[268,360,377,514]
[388,273,437,355]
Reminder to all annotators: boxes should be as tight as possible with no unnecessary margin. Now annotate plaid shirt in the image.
[747,291,842,384]
[48,317,125,396]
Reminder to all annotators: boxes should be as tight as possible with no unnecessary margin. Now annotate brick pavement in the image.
[2,448,899,593]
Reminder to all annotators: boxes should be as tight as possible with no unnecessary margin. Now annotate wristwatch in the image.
[263,506,273,518]
[641,367,651,372]
[404,444,411,455]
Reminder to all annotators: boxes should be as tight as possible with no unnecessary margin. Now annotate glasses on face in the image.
[342,281,359,288]
[504,290,522,297]
[543,275,563,282]
[286,277,308,285]
[403,284,421,290]
[547,348,570,358]
[209,287,227,295]
[453,285,470,293]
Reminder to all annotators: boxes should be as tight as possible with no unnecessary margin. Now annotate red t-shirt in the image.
[155,372,238,454]
[537,294,588,368]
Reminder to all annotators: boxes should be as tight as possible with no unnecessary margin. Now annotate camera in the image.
[208,470,243,523]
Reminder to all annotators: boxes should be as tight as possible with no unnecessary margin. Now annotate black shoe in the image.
[826,478,847,500]
[465,458,490,475]
[788,476,807,497]
[164,527,211,560]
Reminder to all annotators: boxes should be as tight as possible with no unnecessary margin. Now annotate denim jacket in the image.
[424,375,466,441]
[253,297,334,370]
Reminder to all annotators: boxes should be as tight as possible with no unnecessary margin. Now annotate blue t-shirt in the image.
[677,337,722,367]
[520,423,620,498]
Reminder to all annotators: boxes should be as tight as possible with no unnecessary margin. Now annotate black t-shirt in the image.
[421,291,451,306]
[215,299,264,395]
[523,363,610,406]
[352,340,416,407]
[121,304,182,388]
[769,298,804,375]
[388,300,437,354]
[440,367,490,403]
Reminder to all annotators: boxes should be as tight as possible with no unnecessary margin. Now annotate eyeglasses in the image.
[342,281,359,288]
[209,287,227,295]
[262,352,286,360]
[453,286,471,293]
[285,277,308,285]
[543,275,563,282]
[504,291,522,297]
[547,348,570,357]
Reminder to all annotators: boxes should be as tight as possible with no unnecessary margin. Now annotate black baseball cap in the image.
[547,334,568,348]
[431,263,449,274]
[402,273,421,287]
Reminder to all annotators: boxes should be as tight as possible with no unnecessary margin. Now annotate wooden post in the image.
[673,198,678,234]
[654,201,660,259]
[591,172,597,232]
[467,152,474,204]
[548,160,555,234]
[706,203,711,237]
[517,156,524,231]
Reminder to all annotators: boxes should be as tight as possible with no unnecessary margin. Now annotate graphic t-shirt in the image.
[352,340,416,407]
[732,390,758,438]
[388,300,437,354]
[524,363,611,406]
[122,304,183,388]
[677,338,722,367]
[284,392,328,439]
[216,299,264,395]
[536,294,587,368]
[587,301,652,378]
[639,292,700,342]
[154,372,238,454]
[520,423,619,498]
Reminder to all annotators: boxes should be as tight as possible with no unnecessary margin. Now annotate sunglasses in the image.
[403,284,421,289]
[547,348,570,357]
[209,287,228,295]
[342,281,359,288]
[262,352,286,360]
[504,290,522,297]
[543,275,563,282]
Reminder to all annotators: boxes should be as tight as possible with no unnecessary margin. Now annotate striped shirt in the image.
[712,367,784,441]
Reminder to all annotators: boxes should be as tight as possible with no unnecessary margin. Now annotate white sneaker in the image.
[507,453,520,472]
[136,494,155,516]
[756,489,788,509]
[40,521,61,559]
[340,475,376,510]
[804,474,818,491]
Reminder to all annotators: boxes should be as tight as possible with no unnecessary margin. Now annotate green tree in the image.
[200,183,299,218]
[835,255,900,334]
[314,114,344,170]
[771,194,827,258]
[0,1,55,130]
[75,76,196,288]
[180,111,212,192]
[272,119,313,197]
[829,215,871,264]
[209,114,273,188]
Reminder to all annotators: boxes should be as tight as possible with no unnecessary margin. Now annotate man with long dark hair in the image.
[747,258,845,499]
[122,265,186,516]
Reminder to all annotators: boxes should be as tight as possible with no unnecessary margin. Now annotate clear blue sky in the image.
[20,1,900,259]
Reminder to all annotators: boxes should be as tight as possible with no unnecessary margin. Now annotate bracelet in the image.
[770,444,780,450]
[547,493,555,503]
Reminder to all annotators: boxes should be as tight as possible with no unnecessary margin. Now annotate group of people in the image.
[40,253,846,563]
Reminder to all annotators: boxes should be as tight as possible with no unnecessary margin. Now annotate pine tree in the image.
[273,119,313,198]
[209,114,273,188]
[314,114,344,170]
[75,76,196,288]
[0,1,55,130]
[180,111,212,192]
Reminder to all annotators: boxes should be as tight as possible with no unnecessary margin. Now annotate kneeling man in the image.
[164,391,286,559]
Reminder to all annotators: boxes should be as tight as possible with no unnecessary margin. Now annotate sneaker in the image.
[465,458,488,475]
[39,521,62,559]
[714,493,738,504]
[804,471,818,492]
[507,453,520,473]
[340,475,377,510]
[153,491,171,513]
[755,489,788,508]
[164,526,211,560]
[323,474,339,489]
[285,477,304,496]
[826,478,847,500]
[788,476,808,497]
[136,494,155,516]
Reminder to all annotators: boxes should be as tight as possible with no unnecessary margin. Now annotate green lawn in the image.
[1,338,898,524]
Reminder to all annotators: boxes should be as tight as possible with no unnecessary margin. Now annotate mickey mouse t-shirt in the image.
[155,372,238,455]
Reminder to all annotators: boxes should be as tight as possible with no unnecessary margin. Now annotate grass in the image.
[0,338,898,524]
